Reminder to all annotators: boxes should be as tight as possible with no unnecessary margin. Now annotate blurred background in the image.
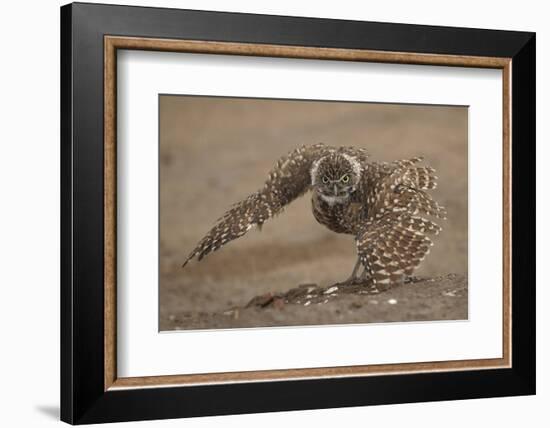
[159,95,467,330]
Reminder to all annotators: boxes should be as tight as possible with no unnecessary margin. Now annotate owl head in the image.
[310,153,362,205]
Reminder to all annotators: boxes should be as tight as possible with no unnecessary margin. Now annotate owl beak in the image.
[333,184,339,196]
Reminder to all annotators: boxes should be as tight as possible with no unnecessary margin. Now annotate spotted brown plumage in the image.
[182,143,445,289]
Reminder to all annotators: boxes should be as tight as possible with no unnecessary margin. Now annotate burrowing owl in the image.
[182,143,446,288]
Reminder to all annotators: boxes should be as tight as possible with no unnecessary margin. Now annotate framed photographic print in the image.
[60,2,535,424]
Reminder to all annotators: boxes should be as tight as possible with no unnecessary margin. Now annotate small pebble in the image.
[304,301,311,306]
[168,314,176,321]
[387,299,398,305]
[369,300,379,305]
[324,286,339,295]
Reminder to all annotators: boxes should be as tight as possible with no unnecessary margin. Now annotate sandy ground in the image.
[159,96,468,331]
[163,274,467,330]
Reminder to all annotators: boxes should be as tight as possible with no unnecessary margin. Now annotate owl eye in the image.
[322,176,329,184]
[341,174,350,183]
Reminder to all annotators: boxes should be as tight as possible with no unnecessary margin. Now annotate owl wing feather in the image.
[356,158,445,285]
[183,143,344,267]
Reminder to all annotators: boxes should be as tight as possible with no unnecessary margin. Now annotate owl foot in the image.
[336,278,363,287]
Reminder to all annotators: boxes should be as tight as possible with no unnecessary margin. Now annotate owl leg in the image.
[337,257,364,286]
[348,257,362,280]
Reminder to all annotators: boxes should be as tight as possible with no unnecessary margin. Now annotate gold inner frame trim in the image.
[104,35,512,391]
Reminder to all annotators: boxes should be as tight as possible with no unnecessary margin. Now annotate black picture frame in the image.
[61,2,535,424]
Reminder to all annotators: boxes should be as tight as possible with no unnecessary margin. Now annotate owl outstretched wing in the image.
[182,143,367,267]
[356,158,445,285]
